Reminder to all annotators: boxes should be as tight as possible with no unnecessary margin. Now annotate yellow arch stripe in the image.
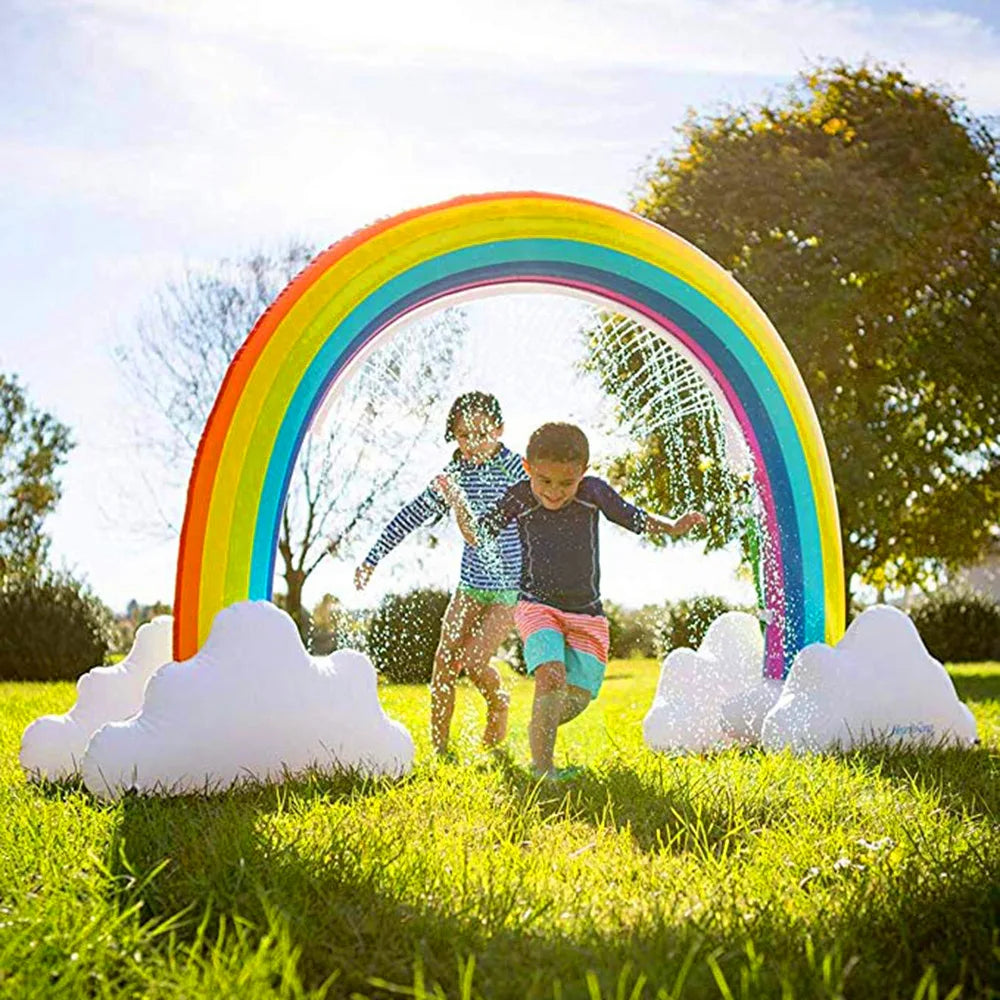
[197,194,843,645]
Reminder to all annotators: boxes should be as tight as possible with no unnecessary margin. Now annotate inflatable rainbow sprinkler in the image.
[174,192,844,679]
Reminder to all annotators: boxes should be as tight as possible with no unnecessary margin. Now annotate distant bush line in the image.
[309,588,751,685]
[4,579,997,683]
[0,567,115,681]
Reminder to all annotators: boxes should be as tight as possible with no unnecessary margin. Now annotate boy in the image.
[436,422,706,779]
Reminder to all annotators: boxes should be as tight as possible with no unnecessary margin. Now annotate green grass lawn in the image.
[1,660,998,999]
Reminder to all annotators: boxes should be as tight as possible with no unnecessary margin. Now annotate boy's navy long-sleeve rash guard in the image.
[477,476,649,616]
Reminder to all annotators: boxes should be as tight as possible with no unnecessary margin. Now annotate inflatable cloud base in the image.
[645,606,977,756]
[643,611,764,754]
[761,604,977,753]
[21,602,414,800]
[20,616,173,781]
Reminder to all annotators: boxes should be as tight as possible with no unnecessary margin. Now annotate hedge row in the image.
[5,579,997,684]
[908,588,1000,663]
[314,589,745,684]
[322,587,1000,683]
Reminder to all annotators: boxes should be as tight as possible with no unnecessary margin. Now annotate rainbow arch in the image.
[173,192,844,677]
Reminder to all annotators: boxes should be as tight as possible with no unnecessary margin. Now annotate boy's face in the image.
[523,457,586,510]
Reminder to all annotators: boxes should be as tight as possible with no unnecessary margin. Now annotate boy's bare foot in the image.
[531,764,584,783]
[482,691,510,747]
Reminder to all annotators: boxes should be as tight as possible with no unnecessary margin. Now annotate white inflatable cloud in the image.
[761,604,978,753]
[20,617,173,780]
[720,677,783,746]
[643,611,764,753]
[80,601,414,800]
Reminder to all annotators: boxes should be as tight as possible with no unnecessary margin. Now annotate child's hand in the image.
[432,473,460,505]
[675,511,707,535]
[354,563,374,590]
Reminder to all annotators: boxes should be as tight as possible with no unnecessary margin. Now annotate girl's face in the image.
[452,412,503,464]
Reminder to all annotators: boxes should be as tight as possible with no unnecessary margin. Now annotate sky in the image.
[2,0,999,616]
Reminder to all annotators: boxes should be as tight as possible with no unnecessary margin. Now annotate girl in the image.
[354,391,524,755]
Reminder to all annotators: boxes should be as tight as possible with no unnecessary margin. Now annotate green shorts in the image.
[457,586,519,607]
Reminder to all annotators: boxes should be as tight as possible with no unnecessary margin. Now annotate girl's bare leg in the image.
[430,592,480,754]
[461,603,514,746]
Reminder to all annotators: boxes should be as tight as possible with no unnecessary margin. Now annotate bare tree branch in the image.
[117,245,469,638]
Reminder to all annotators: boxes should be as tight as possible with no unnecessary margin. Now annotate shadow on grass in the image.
[827,834,1000,1000]
[842,742,1000,819]
[106,783,710,999]
[949,668,1000,705]
[482,749,783,858]
[104,770,1000,1000]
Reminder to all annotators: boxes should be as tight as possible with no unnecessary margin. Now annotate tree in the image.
[113,597,173,654]
[117,245,469,638]
[0,373,73,577]
[615,62,1000,603]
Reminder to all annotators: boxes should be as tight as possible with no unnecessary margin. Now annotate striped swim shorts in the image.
[513,601,610,699]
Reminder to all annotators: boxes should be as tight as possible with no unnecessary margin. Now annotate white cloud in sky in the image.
[6,0,998,232]
[62,0,1000,81]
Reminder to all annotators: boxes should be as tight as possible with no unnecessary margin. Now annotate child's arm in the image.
[586,478,706,538]
[432,474,478,545]
[347,486,448,589]
[643,510,707,538]
[433,475,521,546]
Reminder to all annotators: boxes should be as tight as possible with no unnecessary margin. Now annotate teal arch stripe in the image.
[252,241,819,659]
[247,239,824,671]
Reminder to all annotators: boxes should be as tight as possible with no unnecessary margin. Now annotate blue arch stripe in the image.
[248,240,822,670]
[253,247,815,660]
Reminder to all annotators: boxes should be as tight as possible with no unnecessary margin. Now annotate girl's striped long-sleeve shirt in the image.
[362,444,525,591]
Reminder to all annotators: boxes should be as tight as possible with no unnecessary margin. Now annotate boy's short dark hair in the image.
[444,391,504,441]
[526,423,589,467]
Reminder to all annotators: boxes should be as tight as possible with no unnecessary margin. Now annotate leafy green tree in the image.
[367,587,450,684]
[0,373,73,577]
[113,597,173,654]
[584,318,755,558]
[614,62,1000,603]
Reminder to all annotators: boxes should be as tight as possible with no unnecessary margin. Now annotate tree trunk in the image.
[284,568,308,643]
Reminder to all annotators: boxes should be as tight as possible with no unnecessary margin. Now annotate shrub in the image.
[307,595,370,656]
[909,588,1000,663]
[113,599,172,655]
[656,595,735,656]
[606,601,661,659]
[366,587,450,683]
[0,568,116,680]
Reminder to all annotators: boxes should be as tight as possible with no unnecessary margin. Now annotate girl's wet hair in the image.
[526,422,589,467]
[444,391,504,441]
